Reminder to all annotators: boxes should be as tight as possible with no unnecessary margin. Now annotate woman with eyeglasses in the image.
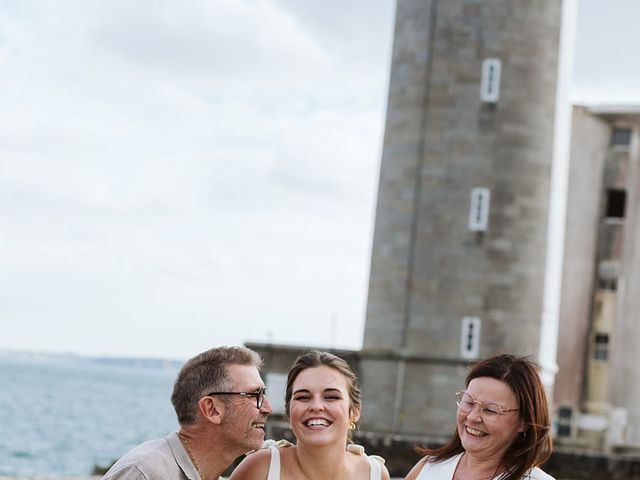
[230,350,390,480]
[405,354,554,480]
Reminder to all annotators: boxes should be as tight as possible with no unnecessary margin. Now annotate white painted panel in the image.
[460,316,481,359]
[480,58,501,103]
[468,188,491,231]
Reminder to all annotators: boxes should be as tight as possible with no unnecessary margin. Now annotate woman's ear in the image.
[350,407,361,423]
[517,421,528,433]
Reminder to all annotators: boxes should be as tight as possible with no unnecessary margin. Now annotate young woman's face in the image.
[288,365,359,447]
[457,377,526,462]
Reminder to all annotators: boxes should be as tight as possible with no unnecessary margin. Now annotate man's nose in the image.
[261,394,273,414]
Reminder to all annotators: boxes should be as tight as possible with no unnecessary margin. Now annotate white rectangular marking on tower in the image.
[480,58,501,103]
[460,316,481,359]
[468,187,491,231]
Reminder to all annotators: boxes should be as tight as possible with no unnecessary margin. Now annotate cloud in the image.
[0,0,393,358]
[572,0,640,104]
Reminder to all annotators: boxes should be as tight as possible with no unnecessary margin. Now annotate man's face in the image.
[220,364,272,454]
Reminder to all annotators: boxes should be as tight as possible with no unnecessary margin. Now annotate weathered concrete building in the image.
[555,105,640,452]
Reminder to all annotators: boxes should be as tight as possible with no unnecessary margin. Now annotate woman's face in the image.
[457,376,525,462]
[288,365,359,447]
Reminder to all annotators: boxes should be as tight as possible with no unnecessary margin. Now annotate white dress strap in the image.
[266,445,281,480]
[366,454,382,480]
[347,444,384,480]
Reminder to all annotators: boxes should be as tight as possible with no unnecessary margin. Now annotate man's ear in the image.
[197,396,225,425]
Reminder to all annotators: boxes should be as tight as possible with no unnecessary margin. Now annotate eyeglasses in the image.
[455,391,518,423]
[207,387,266,409]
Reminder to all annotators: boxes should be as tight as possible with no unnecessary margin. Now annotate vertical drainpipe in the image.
[538,0,578,395]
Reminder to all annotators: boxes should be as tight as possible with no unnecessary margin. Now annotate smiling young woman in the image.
[229,351,390,480]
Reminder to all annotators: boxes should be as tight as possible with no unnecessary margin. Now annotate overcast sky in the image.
[2,0,639,360]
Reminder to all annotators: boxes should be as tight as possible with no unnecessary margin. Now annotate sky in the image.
[1,0,639,360]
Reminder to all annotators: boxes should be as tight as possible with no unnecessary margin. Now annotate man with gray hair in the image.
[103,346,272,480]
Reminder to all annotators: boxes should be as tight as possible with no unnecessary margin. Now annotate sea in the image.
[0,350,182,476]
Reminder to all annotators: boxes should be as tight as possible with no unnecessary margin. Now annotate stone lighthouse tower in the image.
[361,0,569,437]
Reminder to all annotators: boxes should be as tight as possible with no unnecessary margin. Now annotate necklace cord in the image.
[179,433,205,480]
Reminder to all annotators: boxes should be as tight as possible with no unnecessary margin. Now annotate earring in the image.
[349,421,357,430]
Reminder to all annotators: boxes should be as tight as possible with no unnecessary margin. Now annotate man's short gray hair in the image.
[171,346,263,426]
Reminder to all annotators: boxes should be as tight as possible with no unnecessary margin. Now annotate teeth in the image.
[253,423,265,429]
[466,426,487,437]
[305,419,330,427]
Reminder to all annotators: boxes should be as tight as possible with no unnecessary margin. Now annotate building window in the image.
[598,277,617,291]
[606,189,626,218]
[598,261,619,291]
[265,373,288,414]
[594,333,609,361]
[556,405,573,437]
[611,128,631,147]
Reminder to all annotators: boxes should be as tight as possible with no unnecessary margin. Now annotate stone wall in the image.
[364,0,563,437]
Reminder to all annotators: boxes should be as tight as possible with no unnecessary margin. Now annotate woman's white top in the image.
[414,453,555,480]
[262,440,383,480]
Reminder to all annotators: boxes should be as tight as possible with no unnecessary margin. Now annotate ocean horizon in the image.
[0,350,182,476]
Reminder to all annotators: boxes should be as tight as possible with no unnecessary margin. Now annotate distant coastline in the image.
[0,348,184,370]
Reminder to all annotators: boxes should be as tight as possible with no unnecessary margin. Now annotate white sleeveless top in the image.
[414,454,460,480]
[265,442,383,480]
[414,453,555,480]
